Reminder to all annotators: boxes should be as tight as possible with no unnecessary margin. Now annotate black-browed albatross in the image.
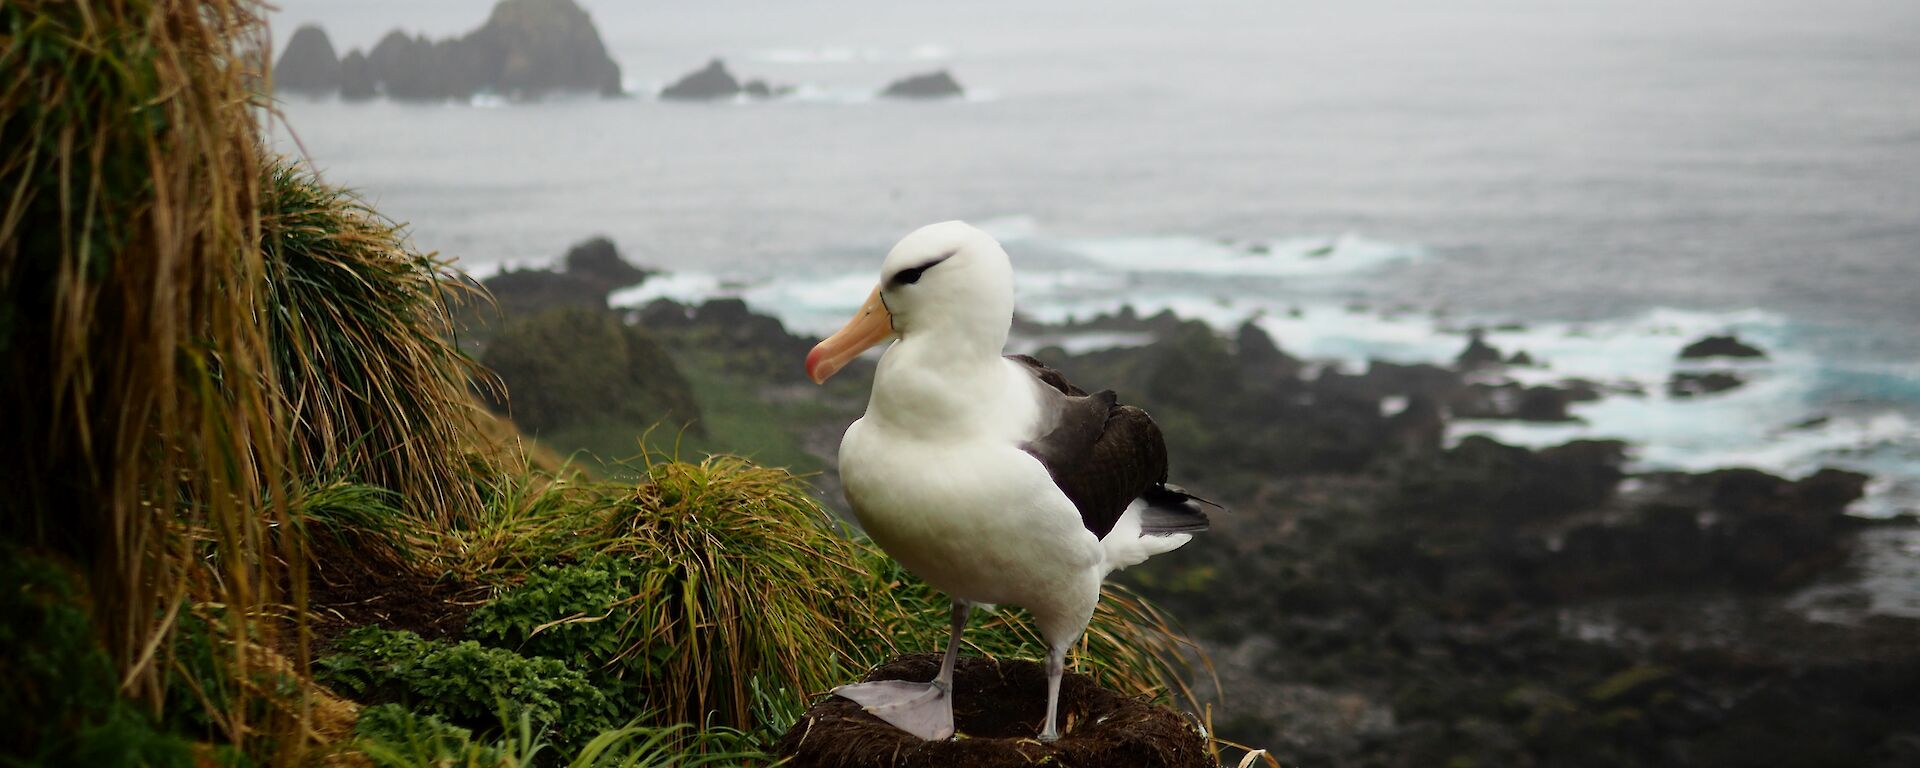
[805,220,1215,742]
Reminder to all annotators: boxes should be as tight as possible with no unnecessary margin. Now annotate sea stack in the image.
[276,0,623,101]
[275,25,341,95]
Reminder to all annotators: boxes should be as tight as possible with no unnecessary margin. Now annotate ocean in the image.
[269,0,1920,519]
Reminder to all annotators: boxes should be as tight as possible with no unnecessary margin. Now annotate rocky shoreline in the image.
[466,239,1919,766]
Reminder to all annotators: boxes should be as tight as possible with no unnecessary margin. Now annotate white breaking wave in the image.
[1049,234,1423,279]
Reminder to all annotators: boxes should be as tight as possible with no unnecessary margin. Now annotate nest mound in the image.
[778,653,1209,768]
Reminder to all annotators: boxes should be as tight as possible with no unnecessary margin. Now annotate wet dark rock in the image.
[660,59,740,100]
[1679,334,1767,360]
[481,268,611,315]
[562,236,650,289]
[881,70,965,99]
[1234,321,1304,382]
[456,237,654,344]
[1508,350,1536,366]
[1455,329,1504,369]
[1787,414,1831,431]
[275,25,341,94]
[1543,467,1869,597]
[1449,381,1577,421]
[1356,361,1461,402]
[1383,394,1446,458]
[1561,378,1606,402]
[1669,370,1745,398]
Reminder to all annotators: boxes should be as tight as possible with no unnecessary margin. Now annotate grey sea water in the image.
[269,0,1920,521]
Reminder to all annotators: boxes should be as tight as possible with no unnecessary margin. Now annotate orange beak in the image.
[806,285,893,384]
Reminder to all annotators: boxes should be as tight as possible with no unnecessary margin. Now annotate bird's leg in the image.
[831,597,970,740]
[1038,642,1067,742]
[936,598,970,690]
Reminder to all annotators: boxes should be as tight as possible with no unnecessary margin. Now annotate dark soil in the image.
[305,537,485,651]
[778,653,1211,768]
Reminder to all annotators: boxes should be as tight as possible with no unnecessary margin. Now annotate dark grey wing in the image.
[1010,355,1212,539]
[1008,354,1088,396]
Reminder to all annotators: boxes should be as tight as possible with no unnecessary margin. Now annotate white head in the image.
[806,221,1014,383]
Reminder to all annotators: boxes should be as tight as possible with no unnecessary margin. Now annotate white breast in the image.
[840,420,1101,607]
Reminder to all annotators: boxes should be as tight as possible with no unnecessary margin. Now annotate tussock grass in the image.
[0,0,298,753]
[442,454,1205,741]
[534,455,875,731]
[263,161,497,528]
[296,481,415,572]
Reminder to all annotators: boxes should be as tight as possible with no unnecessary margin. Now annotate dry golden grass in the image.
[0,0,303,756]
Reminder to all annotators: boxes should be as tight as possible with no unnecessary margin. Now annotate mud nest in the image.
[778,653,1210,768]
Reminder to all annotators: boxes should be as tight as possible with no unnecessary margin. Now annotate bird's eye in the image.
[893,264,930,285]
[888,250,957,287]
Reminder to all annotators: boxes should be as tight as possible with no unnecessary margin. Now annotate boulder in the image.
[660,59,740,100]
[562,236,650,289]
[1668,370,1745,398]
[1234,321,1303,382]
[275,25,341,94]
[778,654,1209,768]
[1454,329,1504,369]
[881,70,965,99]
[1679,334,1767,360]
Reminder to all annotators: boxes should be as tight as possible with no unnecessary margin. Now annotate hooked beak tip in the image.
[805,347,828,385]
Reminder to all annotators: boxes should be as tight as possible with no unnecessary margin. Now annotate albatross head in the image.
[806,221,1014,384]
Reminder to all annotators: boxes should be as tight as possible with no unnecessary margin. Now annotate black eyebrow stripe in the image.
[889,251,957,286]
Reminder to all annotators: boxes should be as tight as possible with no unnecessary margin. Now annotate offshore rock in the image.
[1454,328,1505,369]
[1679,334,1767,359]
[275,25,341,94]
[660,59,741,100]
[881,70,965,99]
[338,50,376,100]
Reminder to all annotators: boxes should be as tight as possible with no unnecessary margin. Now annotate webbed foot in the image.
[832,679,955,740]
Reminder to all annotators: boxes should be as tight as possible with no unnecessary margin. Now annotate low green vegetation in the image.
[319,628,618,746]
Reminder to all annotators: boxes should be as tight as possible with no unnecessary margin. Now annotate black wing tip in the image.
[1156,483,1225,511]
[1139,483,1216,535]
